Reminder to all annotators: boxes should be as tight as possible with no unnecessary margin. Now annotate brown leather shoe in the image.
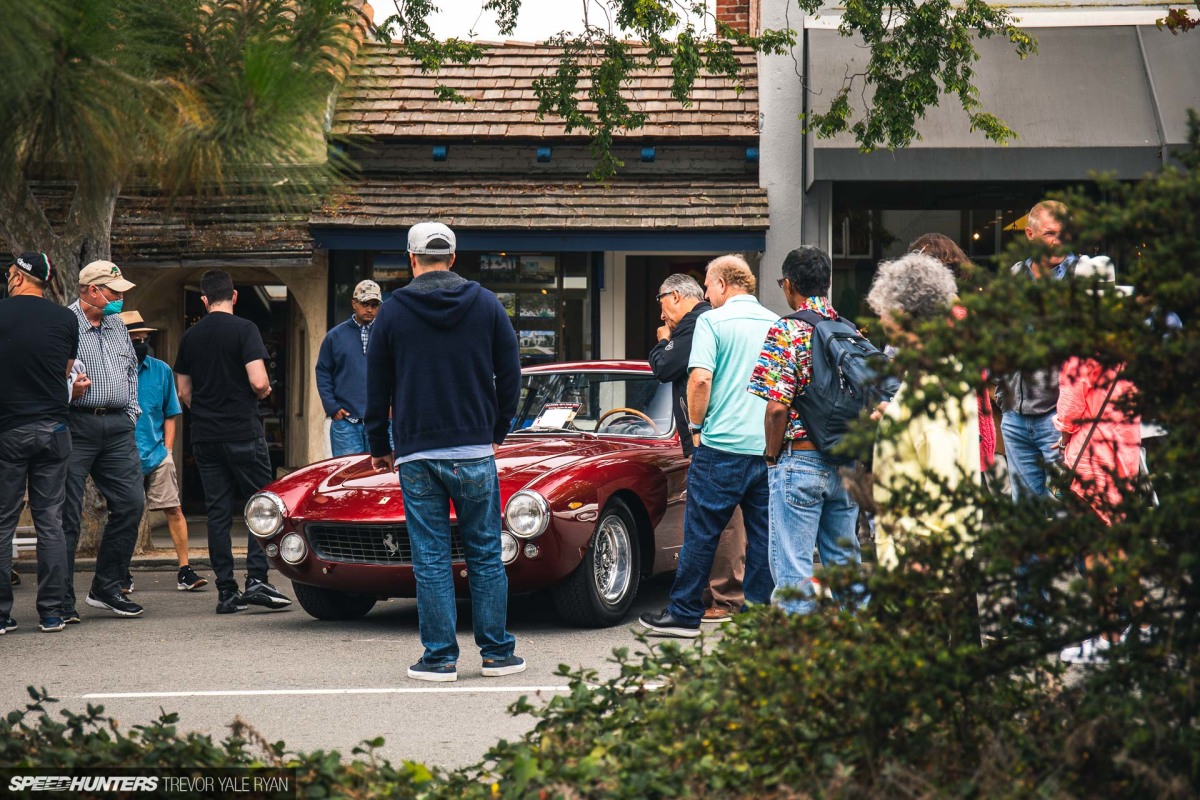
[701,607,733,624]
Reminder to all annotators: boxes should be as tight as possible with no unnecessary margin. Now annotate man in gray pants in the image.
[0,253,78,632]
[62,261,146,620]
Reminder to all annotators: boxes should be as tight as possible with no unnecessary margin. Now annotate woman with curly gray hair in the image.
[867,252,981,574]
[867,251,982,643]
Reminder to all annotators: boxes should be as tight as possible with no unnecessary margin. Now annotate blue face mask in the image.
[101,298,123,316]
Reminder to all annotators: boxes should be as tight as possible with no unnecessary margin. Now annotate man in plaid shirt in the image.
[747,246,864,615]
[62,261,146,620]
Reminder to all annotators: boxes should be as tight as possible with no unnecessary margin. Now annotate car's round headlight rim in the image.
[245,492,286,538]
[504,490,550,539]
[500,532,519,565]
[279,533,307,564]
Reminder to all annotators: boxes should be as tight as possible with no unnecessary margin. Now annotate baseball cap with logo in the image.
[353,280,382,303]
[407,222,456,255]
[12,252,54,282]
[79,260,135,292]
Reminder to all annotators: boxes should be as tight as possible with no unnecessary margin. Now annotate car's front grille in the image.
[305,523,466,565]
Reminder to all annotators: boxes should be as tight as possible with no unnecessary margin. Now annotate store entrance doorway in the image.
[179,284,290,515]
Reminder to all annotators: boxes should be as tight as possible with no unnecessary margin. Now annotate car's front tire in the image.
[552,499,642,627]
[292,582,377,621]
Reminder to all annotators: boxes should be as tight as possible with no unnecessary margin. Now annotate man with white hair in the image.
[649,272,746,623]
[639,255,777,638]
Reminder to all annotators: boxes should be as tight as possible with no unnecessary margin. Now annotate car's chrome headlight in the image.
[279,533,307,564]
[504,490,550,539]
[245,492,285,538]
[500,532,519,565]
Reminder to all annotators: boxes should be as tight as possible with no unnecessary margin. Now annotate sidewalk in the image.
[15,516,250,572]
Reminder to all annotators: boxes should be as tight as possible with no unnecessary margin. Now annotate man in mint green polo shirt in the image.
[639,255,777,638]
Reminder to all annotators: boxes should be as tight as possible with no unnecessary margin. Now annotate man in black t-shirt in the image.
[174,269,291,615]
[0,253,78,632]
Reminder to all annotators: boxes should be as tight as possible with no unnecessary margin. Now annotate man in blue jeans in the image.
[998,200,1078,501]
[639,255,777,638]
[749,246,863,615]
[316,280,382,457]
[367,221,523,682]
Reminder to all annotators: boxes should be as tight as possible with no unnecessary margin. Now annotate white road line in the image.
[82,686,577,699]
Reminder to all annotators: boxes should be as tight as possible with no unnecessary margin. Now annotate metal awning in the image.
[807,25,1196,183]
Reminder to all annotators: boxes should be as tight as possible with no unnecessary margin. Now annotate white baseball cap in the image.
[407,222,456,255]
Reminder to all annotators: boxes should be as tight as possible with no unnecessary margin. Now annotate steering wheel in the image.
[596,407,662,435]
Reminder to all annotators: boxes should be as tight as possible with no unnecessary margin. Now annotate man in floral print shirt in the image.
[747,246,864,615]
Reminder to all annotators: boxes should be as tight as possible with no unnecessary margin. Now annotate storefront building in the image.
[314,41,769,364]
[753,0,1200,318]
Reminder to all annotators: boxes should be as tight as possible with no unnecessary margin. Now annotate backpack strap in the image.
[783,308,827,327]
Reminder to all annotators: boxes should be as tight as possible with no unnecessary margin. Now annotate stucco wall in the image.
[121,257,330,473]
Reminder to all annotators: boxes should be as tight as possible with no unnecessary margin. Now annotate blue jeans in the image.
[398,457,515,666]
[767,450,862,615]
[1001,411,1060,501]
[329,418,369,457]
[667,445,772,625]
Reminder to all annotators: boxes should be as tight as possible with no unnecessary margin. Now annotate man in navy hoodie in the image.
[366,221,523,682]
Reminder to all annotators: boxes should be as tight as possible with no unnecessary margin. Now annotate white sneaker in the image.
[1060,635,1113,665]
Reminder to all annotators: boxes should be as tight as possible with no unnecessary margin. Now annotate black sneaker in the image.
[216,589,248,615]
[10,569,19,586]
[242,580,291,609]
[62,608,81,625]
[482,656,527,677]
[39,616,65,632]
[85,589,144,617]
[177,565,208,591]
[407,661,457,682]
[638,608,701,638]
[0,617,15,634]
[119,576,134,594]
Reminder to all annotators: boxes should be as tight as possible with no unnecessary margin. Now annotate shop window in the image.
[362,250,592,366]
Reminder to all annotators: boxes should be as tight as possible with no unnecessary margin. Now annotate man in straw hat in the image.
[120,311,208,594]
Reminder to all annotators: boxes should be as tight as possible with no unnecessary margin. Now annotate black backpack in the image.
[785,309,898,453]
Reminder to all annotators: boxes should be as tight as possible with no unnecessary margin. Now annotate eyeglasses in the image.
[776,277,788,288]
[654,290,675,303]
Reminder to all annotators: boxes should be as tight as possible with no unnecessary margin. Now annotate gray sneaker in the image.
[242,580,291,609]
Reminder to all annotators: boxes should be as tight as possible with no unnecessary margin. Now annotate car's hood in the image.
[289,435,632,522]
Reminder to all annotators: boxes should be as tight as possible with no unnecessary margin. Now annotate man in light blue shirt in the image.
[124,314,207,593]
[639,255,777,637]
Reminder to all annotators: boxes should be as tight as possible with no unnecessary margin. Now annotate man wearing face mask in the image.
[121,312,207,593]
[62,261,145,620]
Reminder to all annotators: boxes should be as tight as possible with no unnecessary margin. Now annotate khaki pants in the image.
[702,506,745,611]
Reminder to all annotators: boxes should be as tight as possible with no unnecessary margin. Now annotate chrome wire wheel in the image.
[593,513,633,604]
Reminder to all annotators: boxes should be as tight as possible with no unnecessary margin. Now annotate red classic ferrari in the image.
[244,361,690,627]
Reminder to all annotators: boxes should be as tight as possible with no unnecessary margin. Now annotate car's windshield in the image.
[512,371,674,437]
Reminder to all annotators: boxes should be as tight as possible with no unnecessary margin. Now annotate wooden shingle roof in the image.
[332,42,758,140]
[310,177,768,230]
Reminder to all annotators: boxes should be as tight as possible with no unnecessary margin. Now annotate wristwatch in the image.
[764,451,778,466]
[688,421,703,435]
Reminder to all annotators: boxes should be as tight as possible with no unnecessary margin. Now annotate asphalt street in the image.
[0,568,679,770]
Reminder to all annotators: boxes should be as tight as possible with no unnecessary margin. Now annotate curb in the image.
[68,556,249,571]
